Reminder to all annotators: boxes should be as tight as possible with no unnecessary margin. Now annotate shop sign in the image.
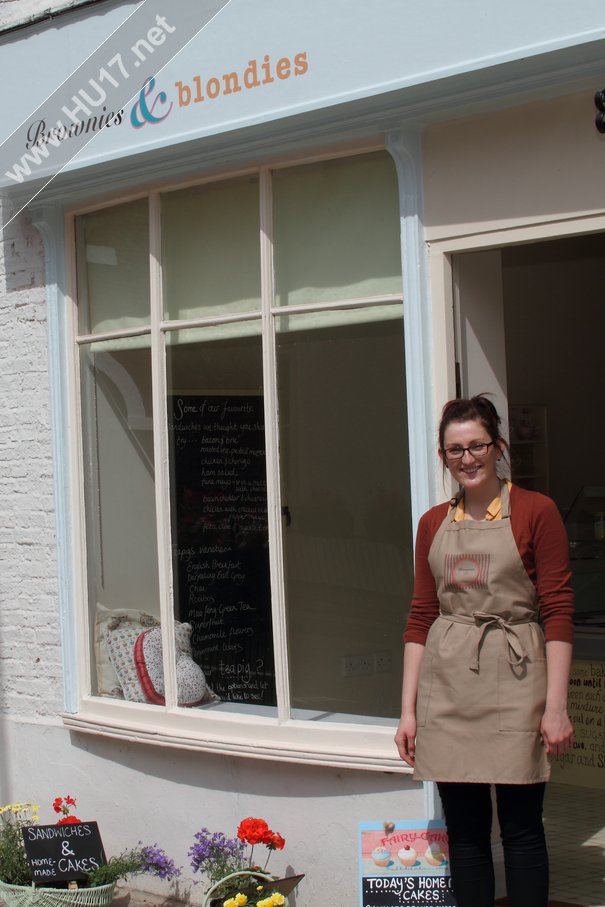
[359,821,454,907]
[4,0,605,195]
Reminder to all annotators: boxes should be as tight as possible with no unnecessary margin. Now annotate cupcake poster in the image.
[359,820,454,907]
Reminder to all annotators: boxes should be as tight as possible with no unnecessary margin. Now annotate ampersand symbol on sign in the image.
[61,841,75,857]
[130,76,173,129]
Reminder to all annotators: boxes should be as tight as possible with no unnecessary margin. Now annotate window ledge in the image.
[62,698,412,774]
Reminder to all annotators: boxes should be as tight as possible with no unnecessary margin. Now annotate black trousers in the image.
[437,782,548,907]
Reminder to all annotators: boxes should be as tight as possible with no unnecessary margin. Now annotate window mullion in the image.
[149,191,177,709]
[259,167,290,722]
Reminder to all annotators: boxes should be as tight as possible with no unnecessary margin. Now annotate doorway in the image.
[453,233,605,907]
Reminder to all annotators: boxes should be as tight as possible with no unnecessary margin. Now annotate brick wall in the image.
[0,201,63,717]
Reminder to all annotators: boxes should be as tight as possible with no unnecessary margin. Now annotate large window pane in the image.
[161,176,261,322]
[277,308,413,720]
[76,199,150,335]
[80,340,161,700]
[166,324,276,712]
[273,152,403,307]
[77,149,410,732]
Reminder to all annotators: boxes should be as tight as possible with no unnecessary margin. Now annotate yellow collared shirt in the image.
[453,480,513,522]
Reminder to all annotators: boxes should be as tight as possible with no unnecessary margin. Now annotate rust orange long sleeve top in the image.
[404,484,574,645]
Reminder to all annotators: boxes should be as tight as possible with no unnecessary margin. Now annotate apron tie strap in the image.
[439,611,535,672]
[471,611,529,672]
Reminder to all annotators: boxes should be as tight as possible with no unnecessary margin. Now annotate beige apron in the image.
[413,483,549,784]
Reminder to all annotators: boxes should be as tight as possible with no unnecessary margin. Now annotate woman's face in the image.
[440,418,502,493]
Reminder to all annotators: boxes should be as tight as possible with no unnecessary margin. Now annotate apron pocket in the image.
[415,655,433,728]
[497,654,546,732]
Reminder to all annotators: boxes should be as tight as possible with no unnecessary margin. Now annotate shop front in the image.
[1,1,604,905]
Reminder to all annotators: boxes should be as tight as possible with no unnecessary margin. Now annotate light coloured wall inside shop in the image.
[93,373,159,614]
[280,321,412,719]
[502,237,605,513]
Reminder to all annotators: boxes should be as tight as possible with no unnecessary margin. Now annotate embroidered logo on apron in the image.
[444,553,490,590]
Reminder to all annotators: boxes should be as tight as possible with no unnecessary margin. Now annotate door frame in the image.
[427,212,605,415]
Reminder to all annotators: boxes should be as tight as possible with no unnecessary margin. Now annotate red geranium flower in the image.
[266,832,285,851]
[52,796,80,824]
[237,818,270,846]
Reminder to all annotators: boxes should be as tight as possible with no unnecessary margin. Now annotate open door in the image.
[452,235,605,907]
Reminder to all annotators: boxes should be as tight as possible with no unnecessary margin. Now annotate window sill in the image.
[62,697,412,773]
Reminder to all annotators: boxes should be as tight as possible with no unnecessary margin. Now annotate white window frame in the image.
[32,132,436,771]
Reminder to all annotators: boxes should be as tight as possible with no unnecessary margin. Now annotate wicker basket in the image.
[0,882,115,907]
[203,871,277,907]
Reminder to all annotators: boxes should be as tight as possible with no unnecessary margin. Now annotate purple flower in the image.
[188,828,245,882]
[140,844,181,881]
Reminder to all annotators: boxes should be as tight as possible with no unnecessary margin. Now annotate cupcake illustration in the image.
[371,846,391,867]
[424,841,446,866]
[398,845,417,867]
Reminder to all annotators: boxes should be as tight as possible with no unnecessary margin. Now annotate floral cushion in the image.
[133,626,218,707]
[103,615,196,702]
[103,625,147,701]
[95,604,160,697]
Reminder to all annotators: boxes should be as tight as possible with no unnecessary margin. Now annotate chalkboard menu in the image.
[22,823,106,882]
[169,394,276,706]
[551,658,605,788]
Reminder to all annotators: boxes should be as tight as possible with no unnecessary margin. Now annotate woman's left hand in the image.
[540,707,574,755]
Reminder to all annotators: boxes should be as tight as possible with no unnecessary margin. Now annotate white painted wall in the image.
[1,718,425,904]
[423,90,605,240]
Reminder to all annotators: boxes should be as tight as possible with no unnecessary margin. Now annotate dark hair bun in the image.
[438,394,502,451]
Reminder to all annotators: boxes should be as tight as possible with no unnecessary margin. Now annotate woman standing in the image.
[395,395,574,907]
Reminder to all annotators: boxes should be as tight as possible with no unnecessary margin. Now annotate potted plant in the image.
[189,817,302,907]
[0,798,180,907]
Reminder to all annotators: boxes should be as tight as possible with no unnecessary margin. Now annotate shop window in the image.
[74,150,412,737]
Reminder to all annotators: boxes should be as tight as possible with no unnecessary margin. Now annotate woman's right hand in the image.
[394,714,417,766]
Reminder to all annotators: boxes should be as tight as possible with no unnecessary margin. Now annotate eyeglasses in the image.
[442,441,496,461]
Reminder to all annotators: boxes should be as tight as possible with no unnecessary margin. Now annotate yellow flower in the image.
[0,802,38,822]
[223,899,236,907]
[270,896,285,906]
[0,805,16,814]
[234,896,248,907]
